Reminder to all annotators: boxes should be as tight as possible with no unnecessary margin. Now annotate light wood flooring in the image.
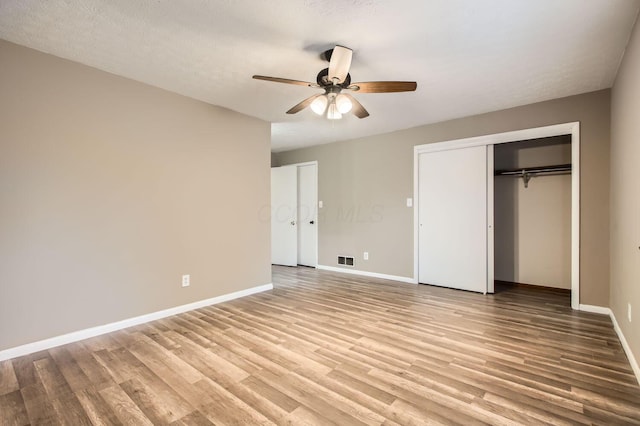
[1,266,639,425]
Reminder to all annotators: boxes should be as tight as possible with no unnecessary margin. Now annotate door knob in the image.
[290,220,296,225]
[310,220,315,225]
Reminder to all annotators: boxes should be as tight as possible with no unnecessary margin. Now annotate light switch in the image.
[406,198,413,207]
[319,200,323,208]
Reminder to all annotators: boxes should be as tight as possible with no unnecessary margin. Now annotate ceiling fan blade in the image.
[286,94,323,114]
[253,75,315,87]
[348,81,417,93]
[328,46,353,84]
[342,94,369,119]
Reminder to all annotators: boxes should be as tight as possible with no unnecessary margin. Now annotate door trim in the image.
[413,122,580,309]
[486,145,495,295]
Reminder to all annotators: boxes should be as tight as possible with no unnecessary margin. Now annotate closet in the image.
[494,135,572,290]
[415,122,579,307]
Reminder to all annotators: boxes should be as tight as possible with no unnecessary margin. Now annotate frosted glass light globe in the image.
[310,95,328,115]
[335,94,353,113]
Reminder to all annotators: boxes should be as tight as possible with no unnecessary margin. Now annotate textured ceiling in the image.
[1,0,639,152]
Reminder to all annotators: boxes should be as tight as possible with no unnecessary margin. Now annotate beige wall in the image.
[611,19,640,367]
[276,89,610,306]
[494,137,572,289]
[0,40,272,351]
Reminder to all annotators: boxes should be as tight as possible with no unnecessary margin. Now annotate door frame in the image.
[413,122,580,309]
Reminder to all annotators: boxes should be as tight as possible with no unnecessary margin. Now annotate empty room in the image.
[1,1,640,424]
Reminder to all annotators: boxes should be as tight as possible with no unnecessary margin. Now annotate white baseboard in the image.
[579,304,639,385]
[0,283,273,362]
[578,304,612,315]
[609,309,640,385]
[316,264,416,284]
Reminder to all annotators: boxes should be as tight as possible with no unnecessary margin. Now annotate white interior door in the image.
[418,146,488,293]
[271,166,297,266]
[297,164,317,267]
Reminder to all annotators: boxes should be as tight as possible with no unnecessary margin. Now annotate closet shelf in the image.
[494,163,571,188]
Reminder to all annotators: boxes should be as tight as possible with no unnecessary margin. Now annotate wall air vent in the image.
[338,256,355,267]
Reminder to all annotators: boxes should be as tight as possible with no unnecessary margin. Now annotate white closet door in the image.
[418,146,488,293]
[271,166,297,266]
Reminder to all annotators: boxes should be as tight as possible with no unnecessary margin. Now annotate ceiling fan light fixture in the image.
[327,102,342,120]
[310,95,328,115]
[335,94,353,114]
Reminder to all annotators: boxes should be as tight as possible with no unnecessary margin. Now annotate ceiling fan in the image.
[253,45,417,120]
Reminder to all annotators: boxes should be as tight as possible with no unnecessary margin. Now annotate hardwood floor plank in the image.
[199,330,290,376]
[99,384,154,425]
[288,367,391,425]
[571,385,640,419]
[167,332,249,387]
[33,357,74,399]
[49,393,93,425]
[446,360,594,423]
[254,369,377,426]
[48,346,94,393]
[71,343,118,391]
[20,380,57,424]
[120,378,182,424]
[140,324,181,351]
[169,410,215,425]
[241,375,300,413]
[470,395,552,426]
[481,392,579,426]
[286,405,341,425]
[128,334,203,384]
[75,387,123,426]
[194,377,273,425]
[11,351,48,389]
[583,404,640,425]
[225,381,294,424]
[388,398,457,426]
[93,347,145,385]
[326,368,397,405]
[134,366,195,419]
[0,360,19,397]
[0,390,29,426]
[368,367,514,425]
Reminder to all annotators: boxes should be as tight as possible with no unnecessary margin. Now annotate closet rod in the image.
[494,163,571,188]
[494,163,572,176]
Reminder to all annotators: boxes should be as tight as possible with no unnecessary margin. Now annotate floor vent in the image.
[337,256,355,267]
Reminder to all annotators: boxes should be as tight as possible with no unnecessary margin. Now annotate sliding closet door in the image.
[418,146,488,293]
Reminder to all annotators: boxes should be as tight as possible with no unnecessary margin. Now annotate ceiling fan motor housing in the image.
[316,68,351,88]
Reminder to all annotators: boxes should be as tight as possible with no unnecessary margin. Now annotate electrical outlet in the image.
[628,303,632,322]
[363,252,369,260]
[182,274,190,287]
